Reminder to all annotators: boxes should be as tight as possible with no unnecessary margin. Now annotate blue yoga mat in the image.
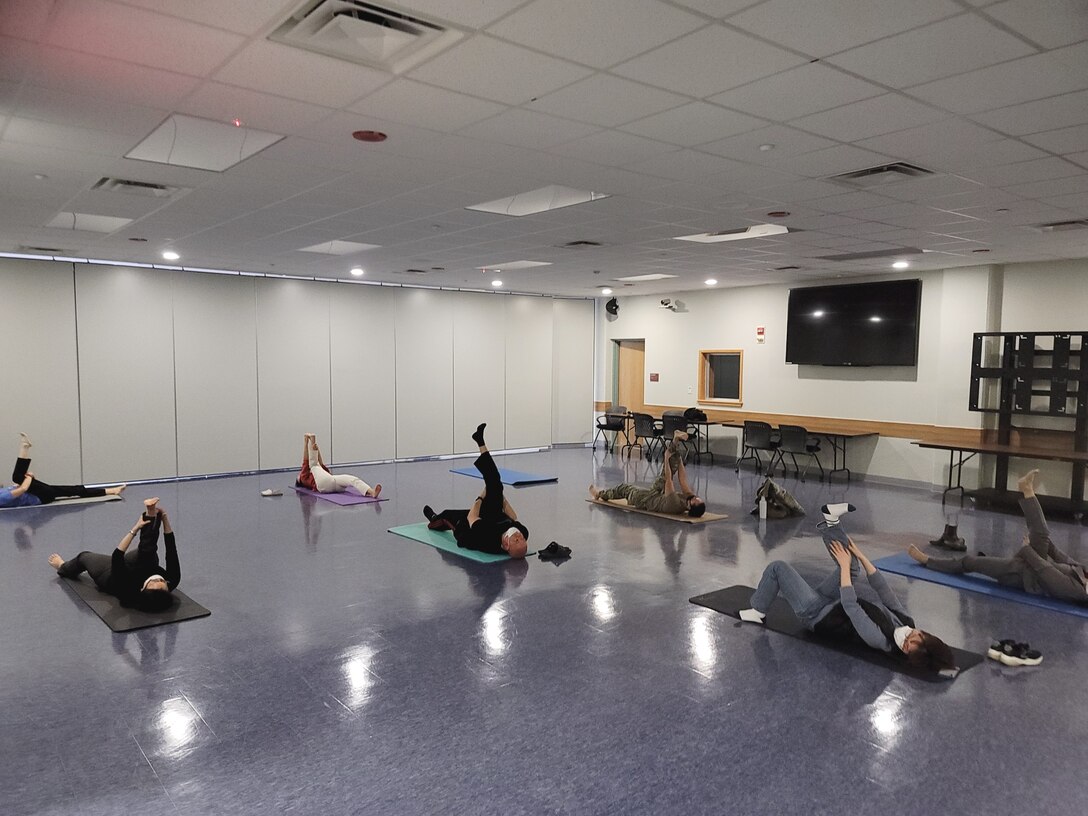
[873,553,1088,619]
[449,467,557,486]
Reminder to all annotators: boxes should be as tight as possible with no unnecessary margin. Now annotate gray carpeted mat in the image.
[60,576,210,632]
[0,494,122,511]
[690,584,983,682]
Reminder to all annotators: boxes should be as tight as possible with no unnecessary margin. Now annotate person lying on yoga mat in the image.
[48,498,180,612]
[1,433,125,508]
[296,433,381,498]
[589,432,706,517]
[908,469,1087,604]
[739,523,957,674]
[422,423,529,559]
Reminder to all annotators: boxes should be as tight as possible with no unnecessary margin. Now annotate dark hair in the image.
[906,631,957,673]
[137,588,174,613]
[687,499,706,518]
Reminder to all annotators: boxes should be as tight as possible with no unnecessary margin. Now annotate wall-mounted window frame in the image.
[698,349,743,406]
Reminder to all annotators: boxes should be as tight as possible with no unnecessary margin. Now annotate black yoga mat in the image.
[60,577,210,632]
[689,585,984,682]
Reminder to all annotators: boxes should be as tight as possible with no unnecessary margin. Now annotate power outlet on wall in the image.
[687,386,692,394]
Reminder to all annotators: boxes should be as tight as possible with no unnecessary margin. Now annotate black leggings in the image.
[12,457,106,505]
[432,452,506,534]
[57,516,162,590]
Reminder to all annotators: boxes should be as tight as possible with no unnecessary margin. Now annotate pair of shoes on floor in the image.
[988,638,1043,667]
[538,541,572,560]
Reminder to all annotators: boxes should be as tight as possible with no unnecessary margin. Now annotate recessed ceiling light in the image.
[892,260,910,269]
[350,267,364,277]
[352,130,387,142]
[33,173,48,180]
[869,316,882,322]
[467,185,610,217]
[813,310,825,318]
[162,250,180,261]
[759,143,775,152]
[127,114,283,171]
[491,279,503,287]
[675,224,789,243]
[705,278,717,286]
[600,287,613,295]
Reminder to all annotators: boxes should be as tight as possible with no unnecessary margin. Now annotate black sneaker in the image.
[932,536,967,552]
[998,641,1043,667]
[987,638,1016,662]
[423,505,436,522]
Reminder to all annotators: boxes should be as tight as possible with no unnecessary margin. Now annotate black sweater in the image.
[108,532,180,607]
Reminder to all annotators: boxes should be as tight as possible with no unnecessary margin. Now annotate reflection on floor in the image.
[2,448,1085,815]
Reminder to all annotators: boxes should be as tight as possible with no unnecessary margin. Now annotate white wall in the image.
[0,258,595,482]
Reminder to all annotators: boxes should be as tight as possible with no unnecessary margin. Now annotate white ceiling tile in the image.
[623,150,764,182]
[407,35,593,105]
[456,108,601,150]
[1002,175,1088,198]
[1067,151,1088,170]
[827,13,1036,88]
[873,174,985,202]
[10,84,165,137]
[776,144,895,178]
[669,0,765,17]
[790,94,947,142]
[728,0,962,58]
[853,118,1005,160]
[620,102,765,146]
[985,0,1088,48]
[700,125,837,162]
[546,130,678,167]
[5,116,135,157]
[214,41,389,109]
[350,80,506,132]
[612,25,805,98]
[707,63,884,121]
[914,139,1048,172]
[178,83,334,136]
[963,157,1087,186]
[1022,124,1088,155]
[116,0,289,35]
[42,0,246,76]
[393,0,528,29]
[487,0,705,68]
[909,43,1088,114]
[529,75,687,127]
[970,90,1088,136]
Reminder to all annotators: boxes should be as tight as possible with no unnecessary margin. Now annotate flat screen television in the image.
[785,279,922,366]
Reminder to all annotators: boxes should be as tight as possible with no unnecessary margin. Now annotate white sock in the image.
[821,502,856,525]
[739,608,766,623]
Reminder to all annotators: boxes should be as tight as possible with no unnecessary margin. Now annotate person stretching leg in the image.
[590,432,706,517]
[302,433,381,498]
[1,433,125,508]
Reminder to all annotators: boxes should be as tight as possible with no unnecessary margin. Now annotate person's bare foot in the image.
[370,484,382,498]
[106,484,127,496]
[589,485,601,500]
[1017,469,1039,497]
[142,496,159,512]
[19,432,32,448]
[907,544,929,565]
[48,553,64,570]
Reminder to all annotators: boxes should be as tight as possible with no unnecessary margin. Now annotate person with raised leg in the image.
[589,431,707,517]
[48,498,181,612]
[1,433,125,508]
[908,469,1088,605]
[298,433,381,498]
[422,423,529,558]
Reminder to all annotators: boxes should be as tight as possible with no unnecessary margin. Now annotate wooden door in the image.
[616,340,646,414]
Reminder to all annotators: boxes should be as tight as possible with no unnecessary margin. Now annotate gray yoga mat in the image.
[0,494,122,511]
[60,576,210,632]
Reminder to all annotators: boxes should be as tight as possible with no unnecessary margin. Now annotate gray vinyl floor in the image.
[2,446,1086,816]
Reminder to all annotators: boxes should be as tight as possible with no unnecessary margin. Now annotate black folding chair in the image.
[773,424,824,482]
[735,420,779,475]
[623,412,664,460]
[593,405,629,452]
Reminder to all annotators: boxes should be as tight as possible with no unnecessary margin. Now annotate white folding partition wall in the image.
[0,260,82,483]
[452,292,507,454]
[552,299,594,444]
[172,272,259,476]
[505,297,554,449]
[394,288,454,458]
[330,284,397,463]
[76,265,178,483]
[255,279,332,470]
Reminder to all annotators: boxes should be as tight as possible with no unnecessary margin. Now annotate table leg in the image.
[826,435,850,481]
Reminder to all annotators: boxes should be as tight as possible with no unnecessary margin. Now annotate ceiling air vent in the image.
[774,265,801,271]
[399,268,428,274]
[817,247,924,262]
[560,240,603,248]
[826,162,935,189]
[270,0,464,74]
[17,245,65,254]
[92,177,184,198]
[1037,219,1088,232]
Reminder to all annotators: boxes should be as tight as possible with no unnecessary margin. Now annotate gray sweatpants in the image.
[925,497,1087,602]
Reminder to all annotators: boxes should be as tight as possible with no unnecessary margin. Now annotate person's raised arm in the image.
[661,451,677,496]
[831,540,890,650]
[675,457,694,496]
[848,538,909,616]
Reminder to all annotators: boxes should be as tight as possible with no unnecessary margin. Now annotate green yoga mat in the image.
[388,523,535,563]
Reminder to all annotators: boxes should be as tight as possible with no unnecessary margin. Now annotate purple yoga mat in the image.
[290,486,386,505]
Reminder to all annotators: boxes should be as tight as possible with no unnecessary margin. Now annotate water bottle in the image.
[758,496,768,520]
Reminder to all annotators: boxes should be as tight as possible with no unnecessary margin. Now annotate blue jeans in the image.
[750,561,843,629]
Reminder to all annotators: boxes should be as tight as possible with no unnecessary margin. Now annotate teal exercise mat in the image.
[690,585,984,682]
[388,523,536,563]
[873,553,1088,619]
[449,466,557,486]
[0,494,122,511]
[60,576,210,632]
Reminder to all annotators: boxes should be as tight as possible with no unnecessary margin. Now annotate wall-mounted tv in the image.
[785,279,922,366]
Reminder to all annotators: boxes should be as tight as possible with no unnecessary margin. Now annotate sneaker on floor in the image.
[987,638,1017,662]
[932,536,967,552]
[998,641,1043,667]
